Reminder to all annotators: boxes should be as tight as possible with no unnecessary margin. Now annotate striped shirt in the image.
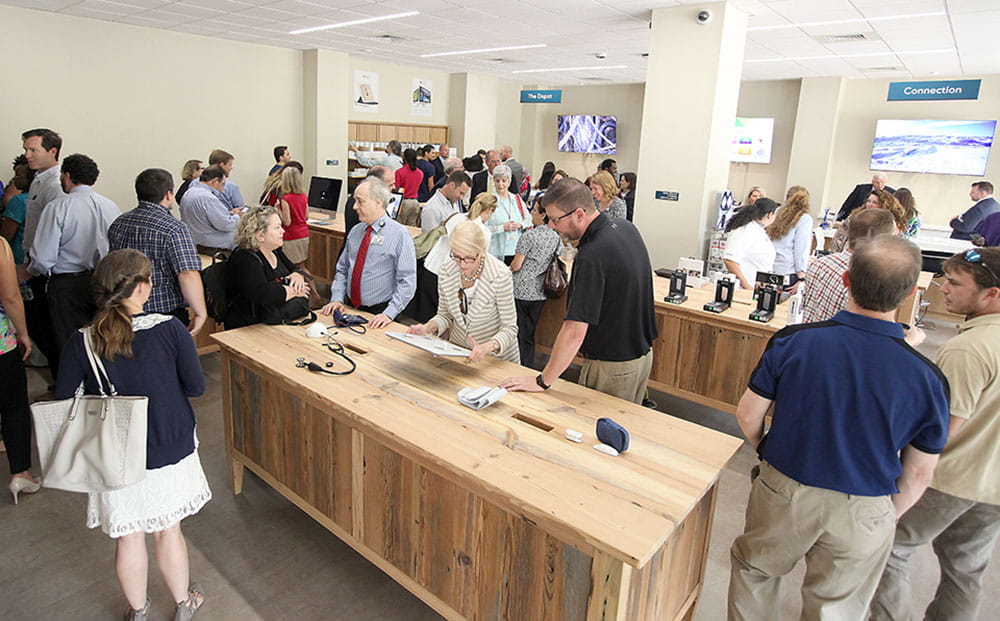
[430,255,519,364]
[109,201,203,313]
[331,214,416,319]
[802,251,851,324]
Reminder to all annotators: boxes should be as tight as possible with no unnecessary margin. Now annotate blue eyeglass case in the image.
[596,417,629,453]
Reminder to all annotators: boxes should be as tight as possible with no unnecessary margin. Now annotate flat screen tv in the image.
[557,115,617,154]
[870,119,997,176]
[307,176,342,213]
[730,117,774,164]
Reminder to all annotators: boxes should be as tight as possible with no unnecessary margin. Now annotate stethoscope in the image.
[295,334,357,376]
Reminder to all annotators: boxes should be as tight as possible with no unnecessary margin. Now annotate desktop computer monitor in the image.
[308,176,342,214]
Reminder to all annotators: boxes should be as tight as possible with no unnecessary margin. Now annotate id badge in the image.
[370,234,385,246]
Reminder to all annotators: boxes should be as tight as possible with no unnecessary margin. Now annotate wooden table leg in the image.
[588,550,634,621]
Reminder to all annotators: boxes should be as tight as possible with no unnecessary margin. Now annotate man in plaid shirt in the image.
[109,168,208,334]
[803,208,896,323]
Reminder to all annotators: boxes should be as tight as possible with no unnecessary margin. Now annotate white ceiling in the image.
[9,0,1000,84]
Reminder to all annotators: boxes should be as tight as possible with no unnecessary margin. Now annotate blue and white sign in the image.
[888,80,981,101]
[520,89,562,103]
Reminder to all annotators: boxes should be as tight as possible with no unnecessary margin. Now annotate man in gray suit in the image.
[951,181,1000,240]
[499,145,523,194]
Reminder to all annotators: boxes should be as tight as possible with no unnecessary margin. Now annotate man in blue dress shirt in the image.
[208,148,245,210]
[321,178,416,329]
[27,153,121,352]
[178,165,240,254]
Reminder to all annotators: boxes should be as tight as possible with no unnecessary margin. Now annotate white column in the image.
[303,49,350,211]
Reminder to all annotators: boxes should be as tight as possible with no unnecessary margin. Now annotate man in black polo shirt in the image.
[500,178,656,403]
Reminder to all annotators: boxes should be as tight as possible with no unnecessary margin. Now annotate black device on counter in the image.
[664,269,688,304]
[704,277,734,313]
[749,284,779,323]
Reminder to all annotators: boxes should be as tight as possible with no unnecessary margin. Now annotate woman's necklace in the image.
[460,257,485,284]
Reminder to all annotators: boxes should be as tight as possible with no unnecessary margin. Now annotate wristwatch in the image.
[535,374,551,390]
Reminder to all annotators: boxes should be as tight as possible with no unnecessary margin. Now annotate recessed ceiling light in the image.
[512,65,627,74]
[421,44,546,58]
[749,11,944,32]
[289,11,419,35]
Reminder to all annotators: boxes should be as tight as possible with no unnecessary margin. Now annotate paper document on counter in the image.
[386,332,472,357]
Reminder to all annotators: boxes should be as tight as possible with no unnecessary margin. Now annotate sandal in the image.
[123,598,150,621]
[174,582,205,621]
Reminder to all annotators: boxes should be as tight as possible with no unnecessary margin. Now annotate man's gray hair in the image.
[443,157,463,174]
[872,172,888,182]
[492,164,512,181]
[362,177,392,209]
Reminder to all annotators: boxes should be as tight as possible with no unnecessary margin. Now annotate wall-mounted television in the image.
[730,117,774,164]
[870,119,997,176]
[557,115,617,154]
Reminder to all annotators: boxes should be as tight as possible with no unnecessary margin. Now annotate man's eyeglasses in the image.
[964,249,1000,287]
[543,209,576,225]
[450,252,479,265]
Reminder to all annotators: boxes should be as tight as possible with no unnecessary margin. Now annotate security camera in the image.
[696,9,712,25]
[595,52,608,60]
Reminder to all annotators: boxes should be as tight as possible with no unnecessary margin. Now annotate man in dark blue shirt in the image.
[728,234,950,620]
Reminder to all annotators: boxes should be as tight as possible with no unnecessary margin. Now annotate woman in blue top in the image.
[767,186,813,292]
[55,249,210,621]
[486,164,531,264]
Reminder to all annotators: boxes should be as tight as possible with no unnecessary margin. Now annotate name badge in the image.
[370,234,385,246]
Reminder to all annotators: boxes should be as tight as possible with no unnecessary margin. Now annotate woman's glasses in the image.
[458,288,468,314]
[450,251,479,265]
[964,249,1000,287]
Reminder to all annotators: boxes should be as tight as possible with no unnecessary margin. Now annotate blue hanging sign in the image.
[520,89,562,103]
[887,80,981,101]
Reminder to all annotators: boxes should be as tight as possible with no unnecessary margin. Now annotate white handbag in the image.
[30,327,148,493]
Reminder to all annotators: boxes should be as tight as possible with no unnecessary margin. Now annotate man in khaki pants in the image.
[727,235,950,619]
[870,247,1000,620]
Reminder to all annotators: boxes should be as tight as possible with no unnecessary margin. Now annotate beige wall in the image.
[520,84,645,183]
[0,5,303,212]
[828,75,1000,228]
[727,79,800,206]
[346,57,451,127]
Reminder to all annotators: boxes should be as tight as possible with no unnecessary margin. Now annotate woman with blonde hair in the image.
[55,249,210,620]
[224,206,309,330]
[175,159,203,204]
[590,170,626,220]
[768,187,813,289]
[407,220,519,364]
[277,167,310,265]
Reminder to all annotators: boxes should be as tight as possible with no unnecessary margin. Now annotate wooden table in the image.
[537,269,934,414]
[213,322,742,620]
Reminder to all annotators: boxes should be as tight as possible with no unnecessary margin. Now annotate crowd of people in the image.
[1,125,999,620]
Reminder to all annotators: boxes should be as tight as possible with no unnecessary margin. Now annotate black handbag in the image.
[259,296,315,326]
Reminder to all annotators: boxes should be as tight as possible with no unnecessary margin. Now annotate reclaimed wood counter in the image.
[213,321,742,620]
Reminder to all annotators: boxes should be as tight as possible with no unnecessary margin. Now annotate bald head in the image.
[443,157,463,174]
[367,165,394,188]
[847,208,896,249]
[849,234,921,312]
[500,145,512,160]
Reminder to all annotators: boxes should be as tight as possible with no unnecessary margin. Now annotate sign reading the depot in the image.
[655,190,679,201]
[519,89,562,104]
[888,80,981,101]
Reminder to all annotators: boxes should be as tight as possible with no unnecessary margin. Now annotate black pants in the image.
[47,271,96,355]
[403,260,439,324]
[346,298,389,316]
[0,347,32,474]
[515,298,547,370]
[25,275,60,378]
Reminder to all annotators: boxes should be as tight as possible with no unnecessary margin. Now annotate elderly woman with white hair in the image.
[407,220,519,364]
[486,163,532,264]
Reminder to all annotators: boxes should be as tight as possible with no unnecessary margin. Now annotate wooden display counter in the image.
[213,322,742,620]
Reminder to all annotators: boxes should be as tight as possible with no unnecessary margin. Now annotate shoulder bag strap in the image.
[82,326,116,396]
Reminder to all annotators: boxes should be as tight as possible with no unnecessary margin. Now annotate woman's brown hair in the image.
[90,249,152,360]
[768,189,811,240]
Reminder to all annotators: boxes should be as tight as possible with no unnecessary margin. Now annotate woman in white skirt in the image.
[55,249,211,621]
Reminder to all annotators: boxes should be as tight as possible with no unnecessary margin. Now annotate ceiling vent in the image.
[864,66,904,72]
[579,76,612,81]
[373,34,405,41]
[487,57,522,63]
[816,32,881,44]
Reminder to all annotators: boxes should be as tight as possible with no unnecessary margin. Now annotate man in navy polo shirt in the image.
[727,234,950,620]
